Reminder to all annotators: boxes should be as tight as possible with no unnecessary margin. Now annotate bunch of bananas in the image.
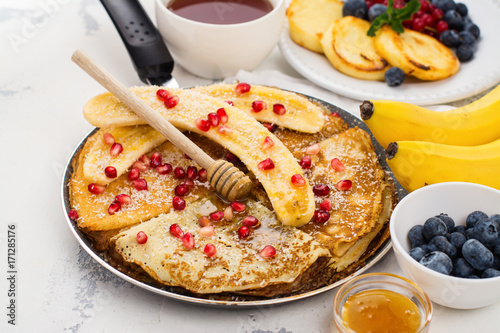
[360,83,500,192]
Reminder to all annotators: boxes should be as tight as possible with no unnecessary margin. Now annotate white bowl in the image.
[155,0,286,79]
[390,182,500,309]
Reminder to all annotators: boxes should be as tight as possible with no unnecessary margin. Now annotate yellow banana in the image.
[385,139,500,192]
[360,83,500,148]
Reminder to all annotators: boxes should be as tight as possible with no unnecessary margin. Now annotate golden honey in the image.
[341,289,421,333]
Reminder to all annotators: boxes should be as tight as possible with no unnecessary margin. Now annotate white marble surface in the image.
[1,0,499,332]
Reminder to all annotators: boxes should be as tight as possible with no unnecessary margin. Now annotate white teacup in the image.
[155,0,286,79]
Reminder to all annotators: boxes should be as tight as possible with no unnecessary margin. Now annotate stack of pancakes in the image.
[68,84,396,300]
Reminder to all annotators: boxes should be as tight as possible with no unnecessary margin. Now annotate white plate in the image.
[279,0,500,105]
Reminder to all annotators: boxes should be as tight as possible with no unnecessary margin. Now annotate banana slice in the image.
[321,16,390,81]
[195,83,325,133]
[83,85,325,133]
[373,25,459,81]
[82,87,315,227]
[287,0,344,53]
[83,125,166,185]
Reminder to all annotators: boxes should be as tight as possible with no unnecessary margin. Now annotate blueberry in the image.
[455,3,468,17]
[436,213,455,233]
[462,239,494,270]
[408,224,426,248]
[342,0,368,19]
[443,10,464,31]
[453,225,467,235]
[457,44,474,62]
[423,216,448,241]
[490,214,500,227]
[458,30,476,47]
[440,30,461,48]
[465,227,476,240]
[474,218,500,247]
[447,232,467,250]
[495,244,500,257]
[420,244,429,254]
[428,235,457,259]
[466,274,480,279]
[452,257,476,277]
[410,247,427,262]
[368,4,387,22]
[481,268,500,279]
[420,251,453,275]
[466,210,488,228]
[493,255,500,270]
[432,0,457,12]
[384,67,405,87]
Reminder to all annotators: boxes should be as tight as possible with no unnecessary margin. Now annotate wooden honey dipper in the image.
[71,49,252,201]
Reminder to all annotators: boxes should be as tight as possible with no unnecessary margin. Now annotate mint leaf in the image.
[367,0,421,37]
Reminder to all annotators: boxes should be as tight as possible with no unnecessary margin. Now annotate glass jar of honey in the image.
[333,273,433,333]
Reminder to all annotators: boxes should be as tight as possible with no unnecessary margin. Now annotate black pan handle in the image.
[100,0,174,84]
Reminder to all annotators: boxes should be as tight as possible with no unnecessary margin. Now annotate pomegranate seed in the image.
[204,243,217,257]
[313,184,330,196]
[156,163,173,175]
[258,158,275,171]
[330,158,345,172]
[108,200,121,215]
[132,161,148,172]
[242,216,260,228]
[210,211,224,221]
[419,0,430,12]
[262,123,277,132]
[412,18,425,31]
[198,216,212,227]
[169,223,184,238]
[231,201,246,212]
[103,133,115,145]
[136,231,148,244]
[68,209,79,220]
[199,225,215,237]
[224,206,234,220]
[251,100,267,112]
[300,155,312,169]
[172,196,186,210]
[139,154,151,166]
[115,194,131,206]
[182,232,195,249]
[182,179,194,187]
[150,152,162,168]
[336,179,352,191]
[174,167,186,179]
[235,82,251,94]
[432,8,444,21]
[164,95,180,108]
[198,168,208,181]
[110,143,123,157]
[262,136,274,150]
[175,184,189,196]
[225,152,240,165]
[225,100,234,106]
[330,112,341,118]
[238,226,251,239]
[291,174,306,187]
[184,154,192,160]
[104,166,117,178]
[216,108,229,124]
[313,210,330,224]
[132,178,148,191]
[273,103,286,116]
[156,89,171,101]
[88,183,105,194]
[305,143,320,155]
[319,199,332,212]
[195,118,211,132]
[128,168,140,180]
[421,13,434,27]
[260,245,277,258]
[185,166,197,179]
[436,20,448,33]
[207,112,220,127]
[218,125,233,135]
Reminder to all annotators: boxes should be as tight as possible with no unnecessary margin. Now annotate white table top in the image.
[1,0,499,332]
